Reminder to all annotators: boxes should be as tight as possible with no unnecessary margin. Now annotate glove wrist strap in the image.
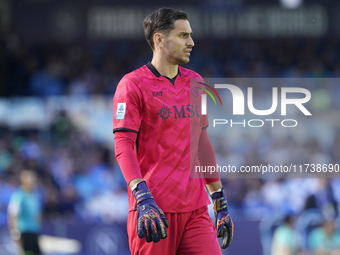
[132,181,154,204]
[211,188,229,212]
[131,181,143,192]
[209,188,222,195]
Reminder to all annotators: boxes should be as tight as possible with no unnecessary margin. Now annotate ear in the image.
[153,32,165,49]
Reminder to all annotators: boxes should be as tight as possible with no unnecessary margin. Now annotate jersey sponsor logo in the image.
[157,104,172,122]
[152,91,163,97]
[116,103,126,119]
[173,105,201,119]
[158,104,201,122]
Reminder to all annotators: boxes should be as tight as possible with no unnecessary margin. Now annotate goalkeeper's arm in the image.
[114,131,169,242]
[197,128,234,249]
[114,131,143,187]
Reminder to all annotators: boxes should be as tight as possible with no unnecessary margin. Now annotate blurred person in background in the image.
[7,170,42,255]
[304,179,338,221]
[271,214,306,255]
[308,219,340,255]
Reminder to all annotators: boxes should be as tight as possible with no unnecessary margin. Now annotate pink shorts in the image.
[127,206,222,255]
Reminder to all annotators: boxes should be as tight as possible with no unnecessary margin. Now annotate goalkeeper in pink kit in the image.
[113,7,234,255]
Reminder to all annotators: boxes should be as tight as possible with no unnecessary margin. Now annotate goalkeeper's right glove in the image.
[211,188,234,249]
[132,181,169,243]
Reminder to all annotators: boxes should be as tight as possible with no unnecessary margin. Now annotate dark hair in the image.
[143,7,189,50]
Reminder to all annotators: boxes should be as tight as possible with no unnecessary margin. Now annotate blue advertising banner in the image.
[0,219,263,255]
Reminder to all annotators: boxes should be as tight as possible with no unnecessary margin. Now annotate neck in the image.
[151,54,178,79]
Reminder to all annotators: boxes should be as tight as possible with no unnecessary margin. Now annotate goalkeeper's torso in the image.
[113,63,211,213]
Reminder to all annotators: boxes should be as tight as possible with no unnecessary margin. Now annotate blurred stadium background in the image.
[0,0,340,254]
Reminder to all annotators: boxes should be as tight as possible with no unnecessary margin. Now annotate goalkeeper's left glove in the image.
[132,181,169,243]
[211,188,234,249]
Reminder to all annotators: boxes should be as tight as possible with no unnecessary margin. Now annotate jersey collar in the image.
[146,62,181,85]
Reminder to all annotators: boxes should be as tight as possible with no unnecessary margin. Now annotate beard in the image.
[165,44,191,65]
[167,52,190,65]
[172,56,190,65]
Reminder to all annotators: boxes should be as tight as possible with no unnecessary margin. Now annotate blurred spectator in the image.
[308,219,340,255]
[7,170,42,255]
[29,54,66,96]
[271,215,305,255]
[304,179,338,221]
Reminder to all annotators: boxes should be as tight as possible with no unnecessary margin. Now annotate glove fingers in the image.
[158,217,168,239]
[217,225,225,238]
[139,215,152,242]
[156,206,169,228]
[145,219,153,243]
[221,227,230,249]
[137,213,145,239]
[149,211,160,243]
[161,215,169,228]
[154,205,169,239]
[152,209,168,240]
[150,219,160,243]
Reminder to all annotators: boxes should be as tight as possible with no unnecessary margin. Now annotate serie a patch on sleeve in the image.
[116,103,126,119]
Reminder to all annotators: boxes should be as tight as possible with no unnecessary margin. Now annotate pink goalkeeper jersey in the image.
[113,63,210,213]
